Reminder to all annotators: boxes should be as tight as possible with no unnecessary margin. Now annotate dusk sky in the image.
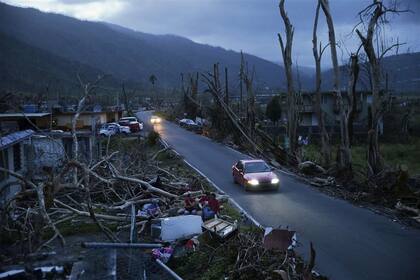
[4,0,420,67]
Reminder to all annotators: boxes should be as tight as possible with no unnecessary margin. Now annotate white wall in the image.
[0,143,25,205]
[31,136,66,172]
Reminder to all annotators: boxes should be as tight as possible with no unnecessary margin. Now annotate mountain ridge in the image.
[0,2,299,91]
[0,2,418,94]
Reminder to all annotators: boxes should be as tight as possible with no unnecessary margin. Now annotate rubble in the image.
[202,217,238,239]
[151,215,203,242]
[0,135,325,279]
[298,161,326,175]
[310,176,335,188]
[263,227,297,251]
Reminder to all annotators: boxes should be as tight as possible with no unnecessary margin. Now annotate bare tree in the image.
[347,53,360,145]
[73,74,104,161]
[241,53,257,140]
[239,51,245,117]
[320,0,352,172]
[181,72,200,119]
[278,0,298,154]
[355,0,408,176]
[202,64,262,153]
[312,0,331,167]
[121,83,135,117]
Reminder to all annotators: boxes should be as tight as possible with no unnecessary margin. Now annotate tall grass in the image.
[302,137,420,175]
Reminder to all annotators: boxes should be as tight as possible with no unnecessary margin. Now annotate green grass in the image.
[302,137,420,175]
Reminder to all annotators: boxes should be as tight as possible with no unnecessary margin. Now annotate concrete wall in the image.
[30,136,66,174]
[0,143,25,205]
[55,113,107,129]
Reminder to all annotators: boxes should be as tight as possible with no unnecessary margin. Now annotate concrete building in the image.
[0,113,51,131]
[0,129,34,204]
[52,110,122,131]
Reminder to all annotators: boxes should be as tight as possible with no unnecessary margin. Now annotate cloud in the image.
[4,0,127,20]
[3,0,419,67]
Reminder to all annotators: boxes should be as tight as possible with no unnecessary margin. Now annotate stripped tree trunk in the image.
[73,75,104,163]
[320,0,351,171]
[241,53,256,140]
[347,54,360,145]
[356,2,387,176]
[190,72,199,119]
[278,0,298,154]
[202,64,262,154]
[239,51,245,117]
[224,67,229,106]
[312,0,331,167]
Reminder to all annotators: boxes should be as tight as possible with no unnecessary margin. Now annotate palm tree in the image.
[149,74,157,106]
[149,74,157,89]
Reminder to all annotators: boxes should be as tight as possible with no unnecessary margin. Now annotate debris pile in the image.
[0,136,324,279]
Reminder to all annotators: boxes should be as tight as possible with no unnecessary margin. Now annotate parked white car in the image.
[179,119,196,127]
[99,123,130,136]
[119,117,143,132]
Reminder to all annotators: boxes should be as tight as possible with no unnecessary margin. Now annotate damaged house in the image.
[0,129,34,204]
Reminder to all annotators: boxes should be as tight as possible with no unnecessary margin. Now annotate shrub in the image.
[147,130,160,146]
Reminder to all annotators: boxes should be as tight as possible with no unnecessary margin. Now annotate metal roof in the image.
[0,129,34,150]
[0,113,51,118]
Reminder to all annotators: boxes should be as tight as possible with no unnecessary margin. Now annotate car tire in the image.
[244,184,251,192]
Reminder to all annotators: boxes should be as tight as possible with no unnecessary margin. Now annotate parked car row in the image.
[99,117,143,136]
[118,117,143,132]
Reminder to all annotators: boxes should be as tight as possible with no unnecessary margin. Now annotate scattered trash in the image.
[263,227,297,251]
[202,217,238,239]
[151,215,203,241]
[298,161,326,175]
[138,202,161,217]
[310,176,335,187]
[185,237,200,251]
[152,247,174,263]
[0,266,65,279]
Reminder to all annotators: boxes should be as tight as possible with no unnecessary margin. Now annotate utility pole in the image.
[239,52,244,118]
[225,67,229,106]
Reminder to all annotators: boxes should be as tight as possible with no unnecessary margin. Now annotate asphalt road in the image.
[137,111,420,280]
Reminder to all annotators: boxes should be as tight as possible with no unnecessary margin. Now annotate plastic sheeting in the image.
[160,215,202,241]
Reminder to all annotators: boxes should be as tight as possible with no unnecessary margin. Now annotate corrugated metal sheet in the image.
[0,129,34,150]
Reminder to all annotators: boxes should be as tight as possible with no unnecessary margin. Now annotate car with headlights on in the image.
[232,159,279,191]
[150,115,162,124]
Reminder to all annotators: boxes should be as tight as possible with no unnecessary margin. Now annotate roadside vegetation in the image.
[303,138,420,176]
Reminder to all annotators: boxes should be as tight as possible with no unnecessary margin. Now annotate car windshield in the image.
[244,162,270,173]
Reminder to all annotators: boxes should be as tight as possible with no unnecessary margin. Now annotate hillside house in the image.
[0,129,34,204]
[0,113,51,132]
[53,110,122,131]
[275,91,373,134]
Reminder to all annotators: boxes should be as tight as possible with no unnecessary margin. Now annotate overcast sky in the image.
[4,0,420,67]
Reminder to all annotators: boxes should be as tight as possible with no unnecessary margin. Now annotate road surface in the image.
[137,111,420,280]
